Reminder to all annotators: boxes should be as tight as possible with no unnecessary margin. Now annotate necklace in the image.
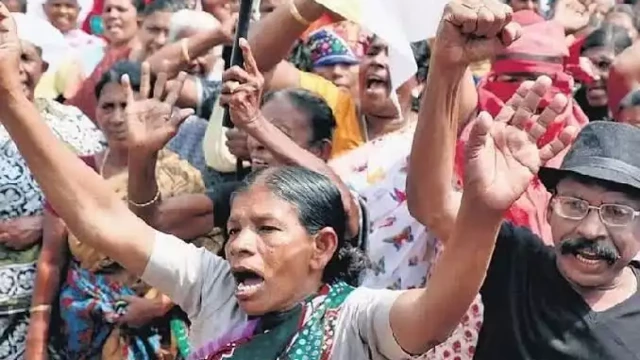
[99,149,110,177]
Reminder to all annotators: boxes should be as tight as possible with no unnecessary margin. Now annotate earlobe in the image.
[314,140,332,162]
[310,227,339,272]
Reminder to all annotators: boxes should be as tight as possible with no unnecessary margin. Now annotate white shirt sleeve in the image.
[141,230,235,320]
[338,287,419,360]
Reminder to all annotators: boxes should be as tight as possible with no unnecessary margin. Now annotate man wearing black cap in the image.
[407,0,640,359]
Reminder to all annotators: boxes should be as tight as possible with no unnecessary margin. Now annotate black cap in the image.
[539,121,640,191]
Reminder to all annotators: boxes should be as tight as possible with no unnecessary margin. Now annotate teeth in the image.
[236,281,263,293]
[576,253,601,265]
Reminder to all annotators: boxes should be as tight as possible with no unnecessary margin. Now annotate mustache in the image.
[560,237,620,265]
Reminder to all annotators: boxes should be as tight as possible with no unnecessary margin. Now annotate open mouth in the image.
[365,74,387,91]
[232,267,265,299]
[571,249,617,268]
[251,158,269,169]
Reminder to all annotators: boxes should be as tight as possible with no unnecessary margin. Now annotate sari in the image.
[0,99,105,360]
[58,150,224,359]
[190,282,355,360]
[330,123,483,360]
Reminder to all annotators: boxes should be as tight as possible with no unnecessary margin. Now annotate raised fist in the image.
[432,0,522,66]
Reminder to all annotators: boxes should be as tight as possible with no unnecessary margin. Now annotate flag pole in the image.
[222,0,254,179]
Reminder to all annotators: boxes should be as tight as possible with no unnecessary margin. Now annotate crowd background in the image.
[0,0,639,359]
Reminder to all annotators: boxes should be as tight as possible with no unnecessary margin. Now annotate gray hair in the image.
[168,9,221,43]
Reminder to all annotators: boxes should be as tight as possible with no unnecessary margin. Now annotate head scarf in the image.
[306,28,359,68]
[455,10,589,242]
[472,9,588,148]
[476,11,573,116]
[13,12,69,71]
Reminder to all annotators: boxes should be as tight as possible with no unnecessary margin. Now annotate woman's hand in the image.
[0,3,22,94]
[220,38,265,128]
[124,62,194,156]
[216,13,238,46]
[25,312,49,360]
[25,315,49,360]
[225,128,250,160]
[0,216,43,250]
[116,295,165,328]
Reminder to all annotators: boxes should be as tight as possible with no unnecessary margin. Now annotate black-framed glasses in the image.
[552,196,640,227]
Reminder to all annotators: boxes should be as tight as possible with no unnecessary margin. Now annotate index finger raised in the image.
[239,38,259,76]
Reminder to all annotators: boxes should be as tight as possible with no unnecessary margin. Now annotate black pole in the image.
[222,0,254,180]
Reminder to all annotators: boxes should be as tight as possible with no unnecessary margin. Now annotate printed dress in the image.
[330,123,483,360]
[0,99,105,360]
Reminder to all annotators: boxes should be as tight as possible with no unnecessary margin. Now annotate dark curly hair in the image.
[233,166,369,286]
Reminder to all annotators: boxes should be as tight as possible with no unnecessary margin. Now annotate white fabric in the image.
[313,0,447,91]
[202,96,239,172]
[142,231,417,359]
[12,12,70,71]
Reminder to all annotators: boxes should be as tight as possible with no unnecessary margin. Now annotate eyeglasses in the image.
[552,196,640,227]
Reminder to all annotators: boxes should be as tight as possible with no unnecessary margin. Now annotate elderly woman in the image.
[0,12,104,360]
[29,60,222,359]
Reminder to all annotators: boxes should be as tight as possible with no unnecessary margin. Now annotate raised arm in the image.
[392,85,575,360]
[124,64,218,240]
[145,17,234,79]
[407,0,507,242]
[222,40,359,237]
[391,0,524,352]
[0,9,193,277]
[247,0,325,90]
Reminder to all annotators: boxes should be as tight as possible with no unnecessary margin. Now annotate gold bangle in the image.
[181,38,191,62]
[128,189,161,208]
[30,305,52,313]
[289,0,311,26]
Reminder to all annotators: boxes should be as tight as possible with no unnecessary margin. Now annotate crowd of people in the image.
[0,0,639,359]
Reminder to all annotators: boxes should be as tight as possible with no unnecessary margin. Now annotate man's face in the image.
[548,177,640,289]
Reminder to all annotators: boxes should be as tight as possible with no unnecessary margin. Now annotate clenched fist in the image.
[433,0,522,66]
